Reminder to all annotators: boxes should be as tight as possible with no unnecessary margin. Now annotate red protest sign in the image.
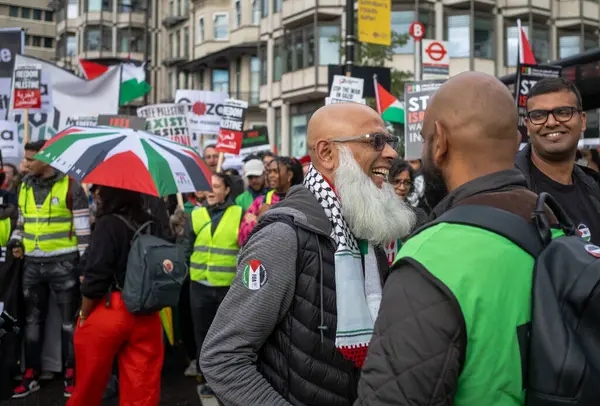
[216,129,243,155]
[216,98,248,155]
[13,66,41,109]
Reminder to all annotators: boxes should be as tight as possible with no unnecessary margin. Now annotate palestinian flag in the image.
[375,82,405,124]
[79,59,151,105]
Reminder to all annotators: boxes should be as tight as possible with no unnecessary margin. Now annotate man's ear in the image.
[314,140,336,171]
[432,121,448,167]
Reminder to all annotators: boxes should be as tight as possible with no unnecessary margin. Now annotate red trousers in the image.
[67,292,164,406]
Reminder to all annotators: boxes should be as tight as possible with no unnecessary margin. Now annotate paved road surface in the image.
[0,349,220,406]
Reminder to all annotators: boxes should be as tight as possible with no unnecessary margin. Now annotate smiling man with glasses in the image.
[516,77,600,245]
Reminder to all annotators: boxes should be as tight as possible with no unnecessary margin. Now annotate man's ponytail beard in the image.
[335,146,416,246]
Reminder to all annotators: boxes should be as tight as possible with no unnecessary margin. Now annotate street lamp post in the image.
[345,0,355,76]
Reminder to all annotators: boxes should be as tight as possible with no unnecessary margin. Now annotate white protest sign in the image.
[175,89,229,141]
[329,75,364,103]
[0,120,19,159]
[325,97,366,105]
[137,103,192,146]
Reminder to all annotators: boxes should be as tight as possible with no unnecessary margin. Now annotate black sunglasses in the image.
[331,133,399,152]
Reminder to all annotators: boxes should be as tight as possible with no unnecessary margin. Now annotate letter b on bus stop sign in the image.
[409,22,425,41]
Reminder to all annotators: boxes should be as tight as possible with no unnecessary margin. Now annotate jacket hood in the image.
[259,185,332,239]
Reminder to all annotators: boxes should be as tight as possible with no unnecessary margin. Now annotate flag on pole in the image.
[517,19,536,65]
[374,75,405,124]
[79,59,151,105]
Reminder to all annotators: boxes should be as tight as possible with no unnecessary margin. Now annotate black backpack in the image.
[427,192,600,405]
[114,215,187,314]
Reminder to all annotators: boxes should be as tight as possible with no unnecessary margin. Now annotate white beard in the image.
[335,146,416,246]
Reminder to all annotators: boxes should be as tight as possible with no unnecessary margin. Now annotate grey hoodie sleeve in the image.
[200,221,297,406]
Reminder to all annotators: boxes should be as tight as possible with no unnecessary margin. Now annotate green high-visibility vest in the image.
[190,205,242,286]
[18,176,77,254]
[397,222,534,406]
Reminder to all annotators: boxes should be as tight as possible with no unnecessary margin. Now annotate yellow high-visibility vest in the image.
[0,217,11,261]
[190,205,242,286]
[265,190,275,204]
[18,176,77,254]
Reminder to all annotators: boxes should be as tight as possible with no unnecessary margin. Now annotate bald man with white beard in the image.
[200,103,416,406]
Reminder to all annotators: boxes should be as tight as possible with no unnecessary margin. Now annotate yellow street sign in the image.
[358,0,392,46]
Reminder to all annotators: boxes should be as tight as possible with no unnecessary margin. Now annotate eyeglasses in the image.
[330,133,399,152]
[526,106,581,125]
[390,179,412,188]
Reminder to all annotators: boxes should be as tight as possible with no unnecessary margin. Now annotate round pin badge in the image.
[584,244,600,258]
[162,259,174,274]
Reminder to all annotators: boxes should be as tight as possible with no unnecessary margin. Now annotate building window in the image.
[183,27,189,57]
[273,39,282,81]
[32,36,41,47]
[294,31,304,70]
[184,0,189,15]
[252,0,260,25]
[235,58,241,98]
[119,0,133,13]
[9,6,19,17]
[234,0,241,28]
[33,9,42,20]
[446,15,469,57]
[558,32,584,59]
[175,29,180,57]
[319,25,340,65]
[177,0,181,16]
[183,72,189,89]
[307,28,315,67]
[445,14,493,59]
[275,108,282,153]
[44,37,53,48]
[214,13,229,40]
[212,69,229,93]
[87,0,112,12]
[67,34,76,55]
[250,56,260,104]
[68,0,78,18]
[506,23,550,66]
[169,0,174,16]
[291,114,308,156]
[118,28,145,53]
[45,11,54,21]
[196,70,204,89]
[260,47,268,85]
[169,33,174,58]
[273,0,281,13]
[21,8,31,18]
[86,26,112,51]
[262,0,268,18]
[198,17,204,42]
[168,72,174,99]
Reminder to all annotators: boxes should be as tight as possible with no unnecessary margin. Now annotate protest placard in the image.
[404,80,445,160]
[516,64,561,144]
[137,103,191,146]
[175,90,228,142]
[329,75,364,102]
[13,64,41,110]
[98,114,146,130]
[216,99,248,155]
[0,120,19,159]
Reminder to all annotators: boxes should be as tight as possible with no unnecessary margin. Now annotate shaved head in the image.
[422,71,520,193]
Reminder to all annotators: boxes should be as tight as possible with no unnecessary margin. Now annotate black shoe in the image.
[197,384,215,398]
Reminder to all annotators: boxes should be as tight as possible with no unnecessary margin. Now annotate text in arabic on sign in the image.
[216,98,248,155]
[13,65,41,109]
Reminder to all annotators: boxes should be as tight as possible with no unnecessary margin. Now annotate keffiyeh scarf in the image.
[303,165,382,368]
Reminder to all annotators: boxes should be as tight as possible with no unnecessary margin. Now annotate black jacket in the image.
[515,143,600,213]
[355,170,539,406]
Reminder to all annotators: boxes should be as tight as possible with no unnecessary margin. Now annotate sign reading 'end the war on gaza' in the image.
[216,98,248,155]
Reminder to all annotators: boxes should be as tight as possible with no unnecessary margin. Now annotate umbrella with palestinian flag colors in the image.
[34,126,212,196]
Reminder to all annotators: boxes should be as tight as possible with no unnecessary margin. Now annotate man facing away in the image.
[200,103,416,406]
[356,72,547,405]
[9,140,90,399]
[516,77,600,245]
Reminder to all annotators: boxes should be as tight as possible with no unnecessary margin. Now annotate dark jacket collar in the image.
[516,143,600,194]
[431,169,528,219]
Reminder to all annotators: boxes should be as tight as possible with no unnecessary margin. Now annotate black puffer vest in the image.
[250,214,360,406]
